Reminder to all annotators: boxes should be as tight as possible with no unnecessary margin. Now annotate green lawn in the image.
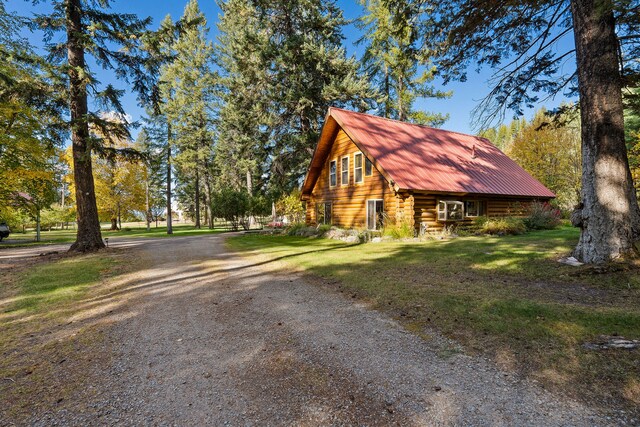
[0,251,131,419]
[227,226,640,416]
[0,223,229,248]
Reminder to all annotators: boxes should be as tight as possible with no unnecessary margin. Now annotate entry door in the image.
[367,199,384,230]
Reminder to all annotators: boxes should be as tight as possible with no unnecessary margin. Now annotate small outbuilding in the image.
[300,107,555,232]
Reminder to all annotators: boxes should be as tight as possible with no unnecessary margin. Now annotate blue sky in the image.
[8,0,575,135]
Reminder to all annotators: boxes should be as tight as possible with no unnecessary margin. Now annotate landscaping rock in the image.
[344,235,359,243]
[583,336,640,350]
[558,256,583,267]
[371,237,382,243]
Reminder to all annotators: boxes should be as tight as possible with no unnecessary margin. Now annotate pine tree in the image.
[357,0,450,125]
[216,0,375,194]
[27,0,150,251]
[139,14,178,234]
[161,0,216,229]
[215,0,271,195]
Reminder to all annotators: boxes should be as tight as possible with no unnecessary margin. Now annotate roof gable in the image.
[302,108,555,199]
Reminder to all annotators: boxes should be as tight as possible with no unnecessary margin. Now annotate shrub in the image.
[275,189,305,224]
[286,223,330,237]
[523,201,562,230]
[474,216,526,235]
[382,218,414,239]
[211,188,250,230]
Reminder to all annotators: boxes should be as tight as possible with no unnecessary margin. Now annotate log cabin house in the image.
[300,107,555,233]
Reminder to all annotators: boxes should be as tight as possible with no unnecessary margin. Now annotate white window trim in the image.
[354,152,364,184]
[366,198,384,230]
[438,200,464,221]
[340,155,349,186]
[464,200,481,218]
[329,159,337,188]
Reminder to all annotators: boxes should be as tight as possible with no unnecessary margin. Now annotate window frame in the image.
[316,202,332,225]
[437,200,465,221]
[329,159,337,188]
[340,155,349,186]
[354,152,364,184]
[366,199,384,230]
[464,200,483,218]
[364,157,373,176]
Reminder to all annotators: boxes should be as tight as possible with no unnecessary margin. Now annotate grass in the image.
[227,226,640,417]
[5,256,117,314]
[0,251,130,420]
[0,222,229,248]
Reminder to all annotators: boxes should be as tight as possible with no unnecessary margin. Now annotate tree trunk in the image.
[36,208,41,242]
[571,0,640,262]
[110,217,119,230]
[194,168,201,229]
[204,156,213,229]
[166,124,173,234]
[398,74,406,121]
[246,169,254,229]
[145,168,150,232]
[384,66,390,118]
[67,0,104,252]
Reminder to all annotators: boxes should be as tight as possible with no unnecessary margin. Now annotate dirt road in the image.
[9,234,611,426]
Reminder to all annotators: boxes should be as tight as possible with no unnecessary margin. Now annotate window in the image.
[367,199,384,230]
[354,152,363,184]
[365,158,373,176]
[438,201,464,221]
[465,200,484,217]
[341,156,349,185]
[329,160,337,187]
[317,202,332,225]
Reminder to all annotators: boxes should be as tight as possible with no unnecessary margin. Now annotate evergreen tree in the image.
[216,0,375,194]
[26,0,150,251]
[161,0,216,228]
[357,0,450,125]
[215,0,271,196]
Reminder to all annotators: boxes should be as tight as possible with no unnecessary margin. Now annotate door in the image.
[367,199,384,230]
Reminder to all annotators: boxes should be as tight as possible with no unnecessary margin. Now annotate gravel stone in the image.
[3,234,619,426]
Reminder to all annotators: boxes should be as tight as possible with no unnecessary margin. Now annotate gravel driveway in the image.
[19,234,611,426]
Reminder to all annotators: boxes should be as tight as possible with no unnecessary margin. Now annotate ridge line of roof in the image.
[328,106,487,142]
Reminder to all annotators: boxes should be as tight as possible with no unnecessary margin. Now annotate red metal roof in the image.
[327,107,555,198]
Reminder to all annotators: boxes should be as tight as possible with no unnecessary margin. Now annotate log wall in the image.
[303,128,550,231]
[306,129,397,228]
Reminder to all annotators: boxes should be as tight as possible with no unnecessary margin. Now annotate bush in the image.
[275,190,305,223]
[474,216,526,235]
[211,188,250,230]
[523,201,562,230]
[286,223,330,237]
[382,219,414,239]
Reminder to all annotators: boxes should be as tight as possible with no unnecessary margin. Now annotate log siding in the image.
[303,124,552,232]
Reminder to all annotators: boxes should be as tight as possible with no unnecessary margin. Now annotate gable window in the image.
[438,201,464,221]
[329,160,337,187]
[366,199,384,230]
[354,152,363,184]
[465,200,484,217]
[317,202,332,225]
[365,158,373,176]
[341,156,349,185]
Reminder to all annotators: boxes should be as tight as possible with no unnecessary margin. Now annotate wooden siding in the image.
[411,191,541,232]
[306,129,397,228]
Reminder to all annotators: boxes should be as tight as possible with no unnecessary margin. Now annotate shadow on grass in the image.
[226,229,640,416]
